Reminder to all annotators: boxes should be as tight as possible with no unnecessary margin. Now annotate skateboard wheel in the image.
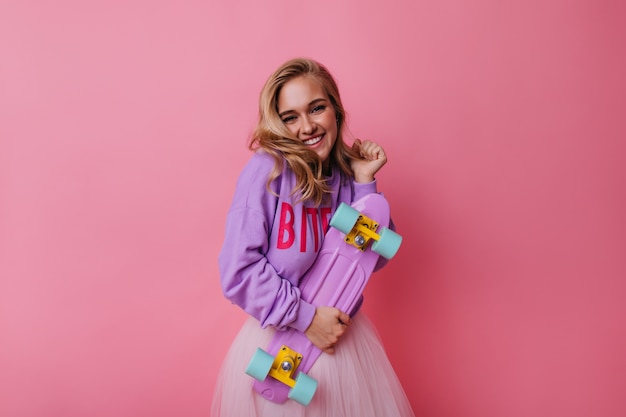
[288,372,318,406]
[371,227,402,259]
[330,203,360,234]
[245,348,274,381]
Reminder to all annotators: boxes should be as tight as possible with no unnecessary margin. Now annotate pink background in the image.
[1,1,625,416]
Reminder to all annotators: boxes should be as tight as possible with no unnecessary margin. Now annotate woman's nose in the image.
[300,116,315,135]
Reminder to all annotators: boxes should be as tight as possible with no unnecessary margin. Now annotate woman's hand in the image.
[304,306,351,354]
[351,139,388,183]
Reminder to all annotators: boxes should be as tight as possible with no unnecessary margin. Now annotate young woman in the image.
[211,58,414,417]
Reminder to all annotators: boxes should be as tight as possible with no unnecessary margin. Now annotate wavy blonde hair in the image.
[249,58,358,205]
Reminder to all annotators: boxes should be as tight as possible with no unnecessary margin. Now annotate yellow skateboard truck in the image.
[330,202,402,260]
[268,345,303,388]
[342,212,380,251]
[246,343,317,405]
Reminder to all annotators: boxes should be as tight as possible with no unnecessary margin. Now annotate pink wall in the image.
[1,1,624,416]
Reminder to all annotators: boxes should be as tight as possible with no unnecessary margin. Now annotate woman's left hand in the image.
[351,139,387,183]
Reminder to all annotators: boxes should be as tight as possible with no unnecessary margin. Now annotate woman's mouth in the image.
[303,134,323,146]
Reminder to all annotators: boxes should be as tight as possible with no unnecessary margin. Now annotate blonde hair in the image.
[249,58,358,205]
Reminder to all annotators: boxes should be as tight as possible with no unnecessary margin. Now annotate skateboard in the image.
[245,193,402,406]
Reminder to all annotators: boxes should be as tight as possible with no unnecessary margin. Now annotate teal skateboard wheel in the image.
[371,227,402,259]
[330,203,360,234]
[245,348,274,381]
[288,372,318,406]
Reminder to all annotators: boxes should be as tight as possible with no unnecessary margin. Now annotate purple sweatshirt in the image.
[218,151,383,334]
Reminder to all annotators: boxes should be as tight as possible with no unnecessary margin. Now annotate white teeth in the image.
[303,135,322,146]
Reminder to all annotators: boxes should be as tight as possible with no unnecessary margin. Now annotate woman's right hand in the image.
[304,306,351,354]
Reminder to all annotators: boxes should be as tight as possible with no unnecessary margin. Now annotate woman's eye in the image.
[311,105,326,113]
[282,115,296,123]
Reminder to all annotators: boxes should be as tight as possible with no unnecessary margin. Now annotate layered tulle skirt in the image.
[211,313,415,417]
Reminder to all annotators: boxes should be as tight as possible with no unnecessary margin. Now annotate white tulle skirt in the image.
[211,313,415,417]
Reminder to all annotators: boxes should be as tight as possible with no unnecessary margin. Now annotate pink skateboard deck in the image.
[246,193,402,406]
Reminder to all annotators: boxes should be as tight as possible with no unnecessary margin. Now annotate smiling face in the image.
[277,76,338,169]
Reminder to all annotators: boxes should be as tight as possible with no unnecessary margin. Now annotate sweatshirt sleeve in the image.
[353,179,378,201]
[218,155,316,332]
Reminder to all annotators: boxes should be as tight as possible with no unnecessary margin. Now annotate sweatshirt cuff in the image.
[353,179,378,201]
[290,300,316,333]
